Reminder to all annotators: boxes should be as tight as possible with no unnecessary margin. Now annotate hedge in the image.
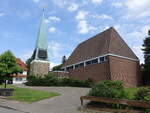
[25,73,92,87]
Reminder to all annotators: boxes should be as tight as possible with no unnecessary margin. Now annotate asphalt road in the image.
[0,107,25,113]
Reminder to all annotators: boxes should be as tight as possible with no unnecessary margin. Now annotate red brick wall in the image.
[109,56,140,87]
[68,61,111,81]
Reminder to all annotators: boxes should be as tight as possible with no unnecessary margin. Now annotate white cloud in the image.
[51,0,67,7]
[124,0,150,18]
[48,41,62,59]
[129,26,150,38]
[46,16,61,24]
[49,16,61,22]
[76,10,97,34]
[77,20,97,34]
[48,27,56,33]
[125,0,149,11]
[78,20,89,34]
[114,24,121,32]
[91,0,103,4]
[113,0,150,19]
[32,0,39,3]
[0,12,5,17]
[76,11,89,20]
[133,46,144,63]
[125,25,150,63]
[111,2,123,8]
[50,62,60,69]
[91,14,113,20]
[68,3,79,12]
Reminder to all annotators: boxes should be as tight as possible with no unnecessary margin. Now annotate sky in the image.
[0,0,150,68]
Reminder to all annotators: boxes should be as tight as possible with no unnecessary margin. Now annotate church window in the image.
[91,59,98,64]
[86,61,91,65]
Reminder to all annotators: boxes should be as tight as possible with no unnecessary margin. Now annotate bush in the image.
[89,80,127,99]
[134,87,150,113]
[26,73,91,87]
[134,87,150,101]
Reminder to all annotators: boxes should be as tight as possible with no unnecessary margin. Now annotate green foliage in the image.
[52,64,63,71]
[62,55,67,64]
[25,58,32,74]
[134,87,150,101]
[89,80,127,99]
[124,87,139,99]
[0,50,23,88]
[134,87,150,113]
[142,34,150,85]
[26,73,91,87]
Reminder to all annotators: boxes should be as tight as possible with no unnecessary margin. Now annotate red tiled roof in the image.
[11,74,27,77]
[63,27,138,67]
[16,58,28,71]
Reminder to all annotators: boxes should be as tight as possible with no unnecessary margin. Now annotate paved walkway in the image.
[0,107,25,113]
[0,85,90,113]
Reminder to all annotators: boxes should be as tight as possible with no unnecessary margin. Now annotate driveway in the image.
[0,85,90,113]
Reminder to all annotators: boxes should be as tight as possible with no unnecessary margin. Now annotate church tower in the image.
[30,10,50,76]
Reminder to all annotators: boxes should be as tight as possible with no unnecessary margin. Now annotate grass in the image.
[0,84,60,102]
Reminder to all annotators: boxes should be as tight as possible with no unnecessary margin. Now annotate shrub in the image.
[134,87,150,101]
[26,74,91,87]
[134,87,150,113]
[89,80,127,99]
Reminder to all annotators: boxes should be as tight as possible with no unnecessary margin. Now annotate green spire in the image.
[36,10,48,50]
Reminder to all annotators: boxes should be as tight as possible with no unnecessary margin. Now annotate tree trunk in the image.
[4,80,6,89]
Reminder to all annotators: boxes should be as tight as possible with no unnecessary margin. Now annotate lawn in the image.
[0,85,60,102]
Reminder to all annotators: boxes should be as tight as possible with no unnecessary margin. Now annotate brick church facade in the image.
[61,27,140,87]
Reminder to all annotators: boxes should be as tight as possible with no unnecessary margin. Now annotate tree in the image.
[62,55,67,64]
[52,55,67,71]
[52,64,62,71]
[25,58,32,75]
[142,30,150,85]
[0,50,23,88]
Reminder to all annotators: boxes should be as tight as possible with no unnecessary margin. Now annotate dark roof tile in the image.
[63,27,138,67]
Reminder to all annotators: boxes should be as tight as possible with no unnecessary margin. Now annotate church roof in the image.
[63,27,138,67]
[35,12,48,50]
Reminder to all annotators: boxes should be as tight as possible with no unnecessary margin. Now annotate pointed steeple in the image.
[36,9,48,50]
[32,9,48,61]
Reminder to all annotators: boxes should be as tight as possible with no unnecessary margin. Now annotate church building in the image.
[30,10,49,76]
[62,27,140,87]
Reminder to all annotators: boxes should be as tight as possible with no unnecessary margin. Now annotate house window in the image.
[75,64,79,69]
[105,56,108,61]
[100,57,105,62]
[79,63,84,67]
[75,62,84,69]
[86,61,91,66]
[66,67,69,71]
[66,66,74,71]
[23,71,27,75]
[15,77,22,81]
[91,59,98,64]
